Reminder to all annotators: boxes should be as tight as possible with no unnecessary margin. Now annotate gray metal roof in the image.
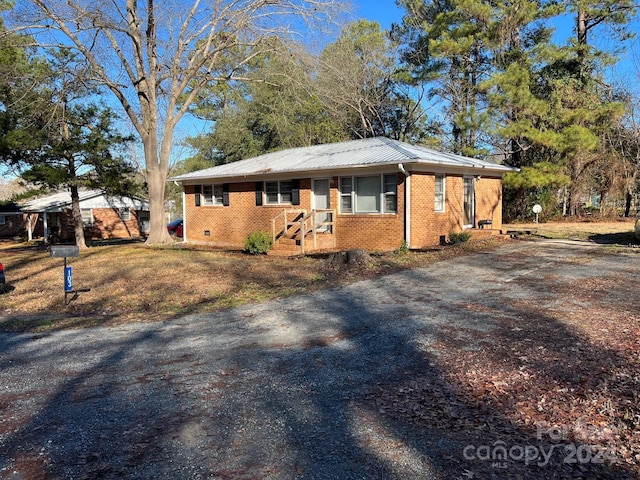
[170,137,516,182]
[21,189,149,213]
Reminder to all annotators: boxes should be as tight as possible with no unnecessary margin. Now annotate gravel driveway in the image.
[1,239,638,479]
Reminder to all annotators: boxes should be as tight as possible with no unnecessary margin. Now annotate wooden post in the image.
[271,217,276,246]
[332,210,336,248]
[312,210,317,250]
[282,209,288,238]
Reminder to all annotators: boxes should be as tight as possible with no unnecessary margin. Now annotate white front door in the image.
[463,176,475,228]
[312,179,331,232]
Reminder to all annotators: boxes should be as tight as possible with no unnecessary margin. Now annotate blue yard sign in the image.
[65,266,73,292]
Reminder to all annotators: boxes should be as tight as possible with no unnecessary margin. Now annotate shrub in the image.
[244,231,272,255]
[394,240,409,255]
[448,231,472,244]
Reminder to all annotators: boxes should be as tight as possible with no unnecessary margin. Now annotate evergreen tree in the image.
[0,50,138,248]
[394,0,493,155]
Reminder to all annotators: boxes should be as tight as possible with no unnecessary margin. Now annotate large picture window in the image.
[339,174,397,214]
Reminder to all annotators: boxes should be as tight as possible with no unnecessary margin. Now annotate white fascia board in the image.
[409,163,514,176]
[172,161,411,185]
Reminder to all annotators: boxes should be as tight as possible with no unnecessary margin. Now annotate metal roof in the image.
[20,189,149,213]
[170,137,516,182]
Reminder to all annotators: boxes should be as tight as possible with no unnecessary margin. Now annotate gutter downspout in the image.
[398,163,410,248]
[43,212,49,244]
[27,214,33,242]
[177,181,186,243]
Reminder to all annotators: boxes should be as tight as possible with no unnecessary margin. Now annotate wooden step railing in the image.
[271,209,336,254]
[271,209,306,245]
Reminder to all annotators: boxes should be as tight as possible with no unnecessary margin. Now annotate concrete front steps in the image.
[268,233,336,256]
[268,237,302,256]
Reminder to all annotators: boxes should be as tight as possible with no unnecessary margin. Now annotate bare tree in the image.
[316,20,398,139]
[7,0,347,243]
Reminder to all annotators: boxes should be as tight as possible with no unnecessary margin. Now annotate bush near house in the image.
[244,231,272,255]
[448,231,472,244]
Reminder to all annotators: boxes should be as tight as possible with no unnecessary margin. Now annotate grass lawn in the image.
[1,219,637,333]
[0,236,503,332]
[505,217,638,244]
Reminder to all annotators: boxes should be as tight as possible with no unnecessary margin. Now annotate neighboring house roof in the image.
[20,189,150,213]
[170,137,517,183]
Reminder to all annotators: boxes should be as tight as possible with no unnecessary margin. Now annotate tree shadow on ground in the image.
[589,231,638,245]
[0,241,638,479]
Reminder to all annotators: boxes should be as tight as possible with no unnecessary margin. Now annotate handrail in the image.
[271,208,336,254]
[271,209,306,246]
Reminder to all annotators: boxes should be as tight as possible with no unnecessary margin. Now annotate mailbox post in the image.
[49,245,82,305]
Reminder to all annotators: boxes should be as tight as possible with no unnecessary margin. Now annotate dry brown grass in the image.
[0,237,506,332]
[505,218,638,243]
[2,220,634,333]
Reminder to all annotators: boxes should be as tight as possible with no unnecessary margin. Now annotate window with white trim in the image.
[119,207,131,221]
[339,174,397,214]
[202,185,224,206]
[0,215,5,225]
[435,174,445,212]
[340,177,353,213]
[81,209,93,227]
[383,174,398,213]
[265,181,293,204]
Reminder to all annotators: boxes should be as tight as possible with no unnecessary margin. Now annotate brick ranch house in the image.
[19,189,150,242]
[170,137,517,254]
[0,202,24,239]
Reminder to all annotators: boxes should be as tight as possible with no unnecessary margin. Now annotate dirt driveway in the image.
[1,239,639,479]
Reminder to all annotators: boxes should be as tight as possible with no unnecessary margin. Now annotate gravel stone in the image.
[0,239,637,479]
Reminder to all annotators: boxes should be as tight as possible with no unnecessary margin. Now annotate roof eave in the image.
[168,160,412,183]
[169,160,515,184]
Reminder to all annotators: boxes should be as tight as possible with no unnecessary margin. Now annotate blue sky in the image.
[355,1,404,30]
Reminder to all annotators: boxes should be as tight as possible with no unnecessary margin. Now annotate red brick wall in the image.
[54,208,144,241]
[183,172,503,251]
[410,173,461,247]
[475,177,503,228]
[333,174,406,251]
[184,176,405,251]
[0,214,25,238]
[410,173,503,248]
[184,181,312,246]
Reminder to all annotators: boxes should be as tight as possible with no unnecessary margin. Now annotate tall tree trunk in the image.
[63,120,87,249]
[69,183,87,249]
[143,132,173,244]
[624,191,632,217]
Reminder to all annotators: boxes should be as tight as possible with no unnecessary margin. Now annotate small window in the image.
[383,174,397,213]
[340,177,353,213]
[81,209,93,227]
[435,174,445,212]
[202,185,224,206]
[279,181,293,204]
[119,207,131,221]
[0,215,5,225]
[265,181,294,205]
